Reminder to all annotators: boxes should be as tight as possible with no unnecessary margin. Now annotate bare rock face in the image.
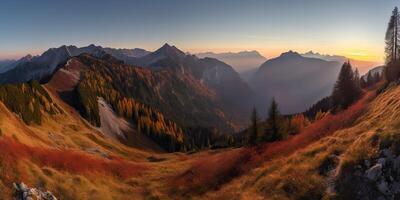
[336,148,400,199]
[14,182,57,200]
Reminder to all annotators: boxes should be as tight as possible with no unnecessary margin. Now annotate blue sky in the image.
[0,0,399,61]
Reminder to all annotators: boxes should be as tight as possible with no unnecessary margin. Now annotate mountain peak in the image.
[301,51,347,63]
[161,43,172,48]
[304,50,319,55]
[280,50,302,58]
[21,54,33,61]
[154,43,186,58]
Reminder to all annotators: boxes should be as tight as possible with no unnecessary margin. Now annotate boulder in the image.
[14,182,57,200]
[366,164,382,181]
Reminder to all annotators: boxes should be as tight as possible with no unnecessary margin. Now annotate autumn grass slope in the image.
[0,75,400,200]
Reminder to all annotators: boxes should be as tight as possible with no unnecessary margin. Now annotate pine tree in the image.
[386,7,400,64]
[354,68,360,88]
[374,72,381,83]
[248,107,259,146]
[385,7,400,82]
[264,98,282,142]
[331,61,362,110]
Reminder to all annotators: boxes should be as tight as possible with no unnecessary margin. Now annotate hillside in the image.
[179,82,400,200]
[0,82,153,199]
[0,69,398,199]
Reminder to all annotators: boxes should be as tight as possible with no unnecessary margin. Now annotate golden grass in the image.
[199,85,400,199]
[3,83,400,199]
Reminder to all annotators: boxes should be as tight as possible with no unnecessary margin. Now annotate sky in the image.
[0,0,399,62]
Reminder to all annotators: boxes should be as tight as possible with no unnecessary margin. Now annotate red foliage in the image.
[172,91,375,194]
[0,137,147,182]
[172,148,252,194]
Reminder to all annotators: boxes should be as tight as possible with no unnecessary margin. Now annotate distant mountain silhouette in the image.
[250,51,342,115]
[196,51,266,81]
[301,51,380,74]
[0,45,152,84]
[361,65,384,81]
[0,45,105,83]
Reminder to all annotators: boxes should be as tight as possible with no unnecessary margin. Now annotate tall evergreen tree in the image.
[331,61,362,110]
[374,72,381,83]
[386,7,400,64]
[248,107,259,145]
[354,68,361,88]
[385,7,400,82]
[263,98,282,142]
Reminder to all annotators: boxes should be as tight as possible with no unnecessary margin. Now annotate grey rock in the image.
[19,182,28,192]
[391,181,400,193]
[14,182,57,200]
[23,191,28,198]
[377,180,389,195]
[366,164,382,181]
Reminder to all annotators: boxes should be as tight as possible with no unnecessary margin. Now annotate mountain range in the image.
[301,51,381,74]
[0,44,255,134]
[2,44,382,121]
[196,51,266,81]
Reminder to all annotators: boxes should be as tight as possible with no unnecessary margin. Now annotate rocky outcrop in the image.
[14,182,57,200]
[336,148,400,199]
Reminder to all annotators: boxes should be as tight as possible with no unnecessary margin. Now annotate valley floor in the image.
[1,83,400,199]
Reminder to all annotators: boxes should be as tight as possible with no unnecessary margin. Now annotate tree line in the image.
[246,98,311,145]
[0,81,60,124]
